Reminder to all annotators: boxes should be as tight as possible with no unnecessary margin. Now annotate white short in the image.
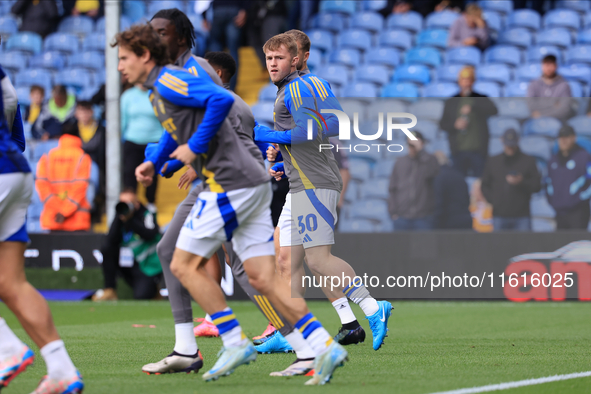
[278,189,339,248]
[176,182,275,262]
[0,172,32,242]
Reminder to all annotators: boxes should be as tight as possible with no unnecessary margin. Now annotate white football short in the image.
[176,182,275,262]
[0,172,32,242]
[278,188,339,248]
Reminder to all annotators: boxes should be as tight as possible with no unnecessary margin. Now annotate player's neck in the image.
[174,47,189,62]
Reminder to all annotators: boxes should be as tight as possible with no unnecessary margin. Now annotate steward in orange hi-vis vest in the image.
[35,134,92,231]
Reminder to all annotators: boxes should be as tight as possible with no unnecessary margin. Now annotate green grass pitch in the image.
[1,301,590,393]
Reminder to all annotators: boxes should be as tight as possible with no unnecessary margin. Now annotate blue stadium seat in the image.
[557,0,591,12]
[329,48,361,68]
[350,199,389,221]
[362,0,387,11]
[544,9,581,30]
[496,97,530,119]
[425,11,459,29]
[92,70,105,87]
[536,28,572,48]
[478,0,513,15]
[350,11,384,33]
[565,45,591,64]
[405,47,441,68]
[348,159,371,180]
[520,136,552,161]
[122,0,146,23]
[386,11,423,33]
[82,32,106,53]
[568,115,591,136]
[558,64,591,84]
[307,29,334,52]
[316,63,350,87]
[360,178,389,200]
[43,33,79,54]
[378,29,412,51]
[527,45,563,63]
[147,1,185,17]
[505,81,529,97]
[338,29,372,51]
[58,16,94,36]
[339,219,375,233]
[0,52,28,73]
[498,28,533,49]
[16,86,32,106]
[516,63,542,81]
[423,82,459,97]
[365,47,400,68]
[68,52,104,70]
[373,159,396,179]
[473,81,501,97]
[6,32,43,55]
[77,86,100,101]
[95,16,132,33]
[251,102,275,124]
[484,45,522,67]
[0,16,18,37]
[585,11,591,29]
[55,68,93,91]
[578,29,591,44]
[507,9,541,30]
[311,12,346,33]
[416,29,448,49]
[381,82,419,99]
[33,140,59,163]
[530,195,555,219]
[488,137,504,156]
[355,64,390,86]
[446,46,481,66]
[482,10,503,34]
[568,81,584,97]
[307,47,323,71]
[523,117,562,137]
[488,116,521,137]
[408,96,445,121]
[343,82,377,98]
[28,51,65,71]
[437,64,466,82]
[393,64,431,85]
[16,69,52,92]
[319,0,357,15]
[477,63,511,85]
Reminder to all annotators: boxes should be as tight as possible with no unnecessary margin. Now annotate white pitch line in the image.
[429,371,591,394]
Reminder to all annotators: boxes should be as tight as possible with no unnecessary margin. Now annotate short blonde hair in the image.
[263,33,298,57]
[458,66,475,80]
[465,4,482,17]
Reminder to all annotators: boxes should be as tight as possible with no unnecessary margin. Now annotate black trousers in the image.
[123,141,158,203]
[556,203,591,230]
[270,177,289,227]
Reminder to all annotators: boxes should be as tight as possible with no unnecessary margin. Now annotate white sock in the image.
[305,327,333,355]
[332,298,357,325]
[0,318,24,359]
[220,326,247,348]
[174,323,198,355]
[204,314,212,323]
[284,330,315,359]
[359,298,380,317]
[40,340,77,381]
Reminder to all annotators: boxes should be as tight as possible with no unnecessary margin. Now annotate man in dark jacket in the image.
[546,125,591,230]
[433,152,472,229]
[439,66,498,177]
[11,0,59,38]
[388,131,439,230]
[481,129,541,231]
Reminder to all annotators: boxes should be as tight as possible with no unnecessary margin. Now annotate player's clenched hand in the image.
[268,167,284,181]
[135,162,155,187]
[170,144,198,165]
[178,166,198,190]
[267,144,279,162]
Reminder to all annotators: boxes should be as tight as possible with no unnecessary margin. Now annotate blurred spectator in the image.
[299,0,319,30]
[248,1,288,75]
[121,83,162,212]
[469,179,493,232]
[11,0,59,38]
[432,151,472,229]
[63,0,104,20]
[388,131,439,231]
[514,0,555,15]
[546,125,591,230]
[439,66,498,177]
[25,85,45,124]
[447,4,489,50]
[32,85,76,140]
[481,129,541,232]
[35,126,92,232]
[93,191,162,301]
[393,0,412,14]
[527,55,573,121]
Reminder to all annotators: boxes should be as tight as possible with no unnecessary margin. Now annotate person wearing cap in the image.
[527,55,573,121]
[388,131,440,231]
[546,125,591,230]
[439,66,498,177]
[447,3,490,50]
[480,129,541,231]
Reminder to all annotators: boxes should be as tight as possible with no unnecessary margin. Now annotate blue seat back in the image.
[311,12,346,33]
[355,64,390,85]
[527,45,563,63]
[365,47,400,68]
[437,64,466,82]
[350,11,384,33]
[316,63,350,87]
[43,33,80,54]
[544,8,581,30]
[537,28,573,48]
[258,83,277,102]
[58,16,94,36]
[565,45,591,64]
[82,32,106,53]
[405,47,441,68]
[0,51,29,73]
[386,11,423,33]
[6,32,43,55]
[473,81,501,97]
[484,45,522,66]
[499,28,533,48]
[379,29,412,50]
[381,82,419,99]
[416,29,448,49]
[0,16,18,36]
[488,116,520,137]
[329,48,361,67]
[28,51,65,71]
[338,29,372,51]
[343,82,377,98]
[446,46,481,66]
[307,29,334,52]
[320,1,357,15]
[507,9,541,30]
[477,63,511,85]
[425,11,459,29]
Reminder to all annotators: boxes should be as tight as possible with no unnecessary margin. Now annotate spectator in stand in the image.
[388,131,439,231]
[63,0,104,20]
[93,190,162,301]
[514,0,555,15]
[25,85,45,125]
[527,55,573,121]
[439,66,498,177]
[546,125,591,230]
[35,125,92,232]
[11,0,59,38]
[32,85,76,140]
[248,1,288,77]
[432,151,472,229]
[481,129,541,232]
[447,4,489,50]
[392,0,412,14]
[469,179,493,232]
[120,83,162,212]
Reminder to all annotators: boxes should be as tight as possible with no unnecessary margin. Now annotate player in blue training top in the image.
[114,24,347,385]
[0,65,84,393]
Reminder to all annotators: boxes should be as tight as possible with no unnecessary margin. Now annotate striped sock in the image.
[343,278,379,316]
[294,313,333,355]
[211,308,247,347]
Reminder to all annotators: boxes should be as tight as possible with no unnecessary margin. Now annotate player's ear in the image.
[140,48,151,64]
[215,69,223,79]
[304,52,310,62]
[292,55,299,67]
